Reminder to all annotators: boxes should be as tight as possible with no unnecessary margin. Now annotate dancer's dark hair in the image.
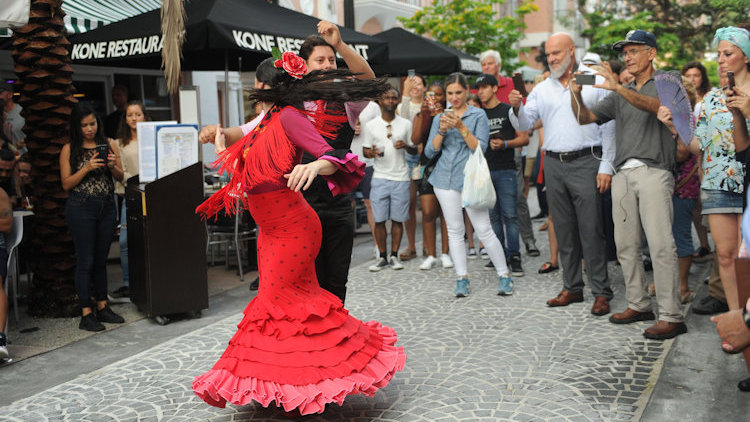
[69,102,106,169]
[248,68,392,109]
[299,35,335,61]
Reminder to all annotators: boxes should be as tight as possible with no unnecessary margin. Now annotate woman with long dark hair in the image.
[424,72,512,297]
[110,101,150,299]
[60,102,124,331]
[192,53,405,415]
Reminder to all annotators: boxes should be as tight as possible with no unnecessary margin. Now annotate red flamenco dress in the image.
[193,106,406,415]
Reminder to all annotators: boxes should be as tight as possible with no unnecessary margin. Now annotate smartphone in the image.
[575,73,596,85]
[407,69,416,78]
[512,73,528,97]
[425,91,436,110]
[95,144,109,158]
[728,71,735,91]
[443,108,454,117]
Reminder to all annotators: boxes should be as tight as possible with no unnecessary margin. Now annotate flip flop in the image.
[538,262,559,274]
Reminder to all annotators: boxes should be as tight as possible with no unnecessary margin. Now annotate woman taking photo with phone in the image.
[424,72,512,297]
[60,103,125,331]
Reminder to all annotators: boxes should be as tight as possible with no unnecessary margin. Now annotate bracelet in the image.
[743,306,750,330]
[437,130,447,137]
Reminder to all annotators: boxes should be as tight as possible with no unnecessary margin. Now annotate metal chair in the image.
[206,197,256,280]
[4,215,24,325]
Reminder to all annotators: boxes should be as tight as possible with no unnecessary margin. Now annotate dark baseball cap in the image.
[0,81,13,92]
[474,74,498,87]
[612,30,657,51]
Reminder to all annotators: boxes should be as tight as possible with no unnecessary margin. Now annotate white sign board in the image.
[137,120,176,183]
[155,124,199,179]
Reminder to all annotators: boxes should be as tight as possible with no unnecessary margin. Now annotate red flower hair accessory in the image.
[274,51,307,79]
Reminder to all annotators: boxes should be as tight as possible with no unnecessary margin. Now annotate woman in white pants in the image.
[424,72,512,297]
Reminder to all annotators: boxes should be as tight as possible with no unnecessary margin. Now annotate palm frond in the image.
[161,0,186,94]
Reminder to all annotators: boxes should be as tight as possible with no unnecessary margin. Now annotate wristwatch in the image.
[460,128,469,138]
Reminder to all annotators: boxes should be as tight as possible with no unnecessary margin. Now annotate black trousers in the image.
[310,197,354,304]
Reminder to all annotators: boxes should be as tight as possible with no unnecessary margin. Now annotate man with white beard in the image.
[508,32,616,315]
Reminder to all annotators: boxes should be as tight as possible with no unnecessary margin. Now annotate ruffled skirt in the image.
[193,189,406,415]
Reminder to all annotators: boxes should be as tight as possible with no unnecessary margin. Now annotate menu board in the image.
[155,124,199,179]
[137,121,176,183]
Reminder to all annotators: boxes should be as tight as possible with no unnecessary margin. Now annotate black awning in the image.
[67,0,387,70]
[372,28,480,76]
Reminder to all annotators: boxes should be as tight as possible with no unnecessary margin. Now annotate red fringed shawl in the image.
[197,104,349,219]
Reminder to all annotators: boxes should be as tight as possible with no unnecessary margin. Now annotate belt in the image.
[546,146,601,163]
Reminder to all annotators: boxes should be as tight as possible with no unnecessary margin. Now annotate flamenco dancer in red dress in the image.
[193,53,406,415]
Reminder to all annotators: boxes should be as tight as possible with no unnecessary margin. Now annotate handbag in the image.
[419,150,442,191]
[461,147,496,209]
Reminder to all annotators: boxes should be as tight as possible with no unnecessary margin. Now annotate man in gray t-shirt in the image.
[569,30,685,341]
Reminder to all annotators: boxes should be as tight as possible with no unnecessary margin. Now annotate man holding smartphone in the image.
[569,29,686,340]
[508,32,615,316]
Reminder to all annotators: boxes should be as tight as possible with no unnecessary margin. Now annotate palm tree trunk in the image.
[12,0,78,317]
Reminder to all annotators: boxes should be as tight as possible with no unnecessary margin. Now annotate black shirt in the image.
[483,103,516,171]
[104,110,124,140]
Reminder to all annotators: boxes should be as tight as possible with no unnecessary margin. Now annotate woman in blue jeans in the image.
[60,103,125,331]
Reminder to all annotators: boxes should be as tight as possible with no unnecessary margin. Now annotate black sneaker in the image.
[525,244,540,257]
[96,305,125,324]
[692,295,729,315]
[509,255,524,277]
[485,261,495,269]
[249,276,259,291]
[80,313,105,332]
[0,332,8,360]
[110,286,129,298]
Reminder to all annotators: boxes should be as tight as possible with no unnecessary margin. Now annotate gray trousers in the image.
[515,151,536,247]
[543,154,612,298]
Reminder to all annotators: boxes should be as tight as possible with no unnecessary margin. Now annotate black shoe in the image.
[531,212,547,220]
[485,261,494,269]
[526,244,540,257]
[96,305,125,324]
[80,314,105,332]
[739,377,750,392]
[643,258,653,272]
[692,295,729,315]
[110,286,129,298]
[249,276,259,291]
[509,255,524,277]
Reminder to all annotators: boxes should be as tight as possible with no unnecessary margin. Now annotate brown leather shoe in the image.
[643,320,688,340]
[609,307,656,324]
[591,296,610,316]
[546,290,584,307]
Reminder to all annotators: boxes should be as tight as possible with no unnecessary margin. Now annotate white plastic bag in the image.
[461,146,496,209]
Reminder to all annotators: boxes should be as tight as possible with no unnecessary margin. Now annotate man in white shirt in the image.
[509,32,616,316]
[363,88,415,272]
[0,81,24,153]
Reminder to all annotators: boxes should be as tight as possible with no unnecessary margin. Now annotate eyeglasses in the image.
[618,47,651,60]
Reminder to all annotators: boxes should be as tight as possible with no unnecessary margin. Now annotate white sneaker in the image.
[419,255,437,270]
[389,255,404,270]
[369,257,388,272]
[467,248,478,259]
[441,253,454,268]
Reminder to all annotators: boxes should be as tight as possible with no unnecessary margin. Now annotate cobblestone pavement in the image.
[3,253,687,421]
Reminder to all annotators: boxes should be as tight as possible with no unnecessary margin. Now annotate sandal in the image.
[681,291,695,304]
[399,249,417,261]
[538,262,559,274]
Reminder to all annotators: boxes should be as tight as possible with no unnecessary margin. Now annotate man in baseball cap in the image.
[570,29,688,340]
[612,30,658,51]
[474,73,498,89]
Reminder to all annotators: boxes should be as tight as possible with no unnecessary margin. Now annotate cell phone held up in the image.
[575,73,596,85]
[94,144,110,159]
[512,73,528,97]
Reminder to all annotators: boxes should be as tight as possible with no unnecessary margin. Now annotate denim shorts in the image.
[701,189,743,215]
[672,196,696,257]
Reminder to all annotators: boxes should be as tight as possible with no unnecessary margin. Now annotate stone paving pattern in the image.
[3,257,675,421]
